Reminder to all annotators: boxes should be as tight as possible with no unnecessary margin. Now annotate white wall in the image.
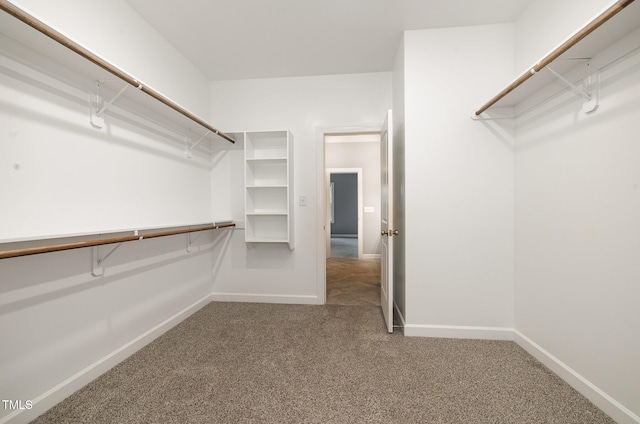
[513,0,640,420]
[209,73,392,303]
[9,0,211,118]
[515,0,616,71]
[402,24,516,337]
[325,141,381,256]
[4,1,636,422]
[210,136,245,224]
[0,65,213,239]
[1,0,217,240]
[0,2,223,422]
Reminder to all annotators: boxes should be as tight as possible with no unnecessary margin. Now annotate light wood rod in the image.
[0,223,236,260]
[474,0,635,116]
[0,0,235,144]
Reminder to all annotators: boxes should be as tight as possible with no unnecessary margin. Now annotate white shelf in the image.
[246,239,289,243]
[244,131,294,249]
[0,4,233,152]
[247,211,288,215]
[246,160,288,186]
[246,157,288,162]
[475,0,640,116]
[245,214,289,242]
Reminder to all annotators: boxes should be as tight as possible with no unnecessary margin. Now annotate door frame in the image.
[326,168,363,259]
[315,124,381,305]
[380,109,394,333]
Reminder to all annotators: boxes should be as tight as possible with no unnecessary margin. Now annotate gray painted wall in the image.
[330,173,358,236]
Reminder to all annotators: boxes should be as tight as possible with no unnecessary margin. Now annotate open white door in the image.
[380,110,394,333]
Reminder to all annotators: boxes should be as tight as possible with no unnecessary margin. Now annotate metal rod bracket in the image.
[187,231,198,252]
[546,60,599,114]
[91,246,103,276]
[89,93,105,128]
[582,62,600,114]
[185,130,211,158]
[545,65,592,101]
[90,81,129,128]
[92,242,122,276]
[91,229,142,275]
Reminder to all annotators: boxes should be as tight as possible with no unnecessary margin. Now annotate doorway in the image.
[327,169,363,259]
[323,132,381,306]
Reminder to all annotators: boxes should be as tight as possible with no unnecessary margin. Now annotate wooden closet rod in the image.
[0,223,235,260]
[474,0,635,116]
[0,0,235,144]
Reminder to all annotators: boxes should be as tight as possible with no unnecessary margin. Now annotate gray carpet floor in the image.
[33,302,614,423]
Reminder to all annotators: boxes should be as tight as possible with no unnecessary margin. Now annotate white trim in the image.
[211,293,320,305]
[403,324,514,340]
[514,330,640,424]
[325,133,380,143]
[399,325,638,423]
[362,253,381,259]
[2,295,213,424]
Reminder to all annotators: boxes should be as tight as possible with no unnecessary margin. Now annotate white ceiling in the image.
[124,0,533,81]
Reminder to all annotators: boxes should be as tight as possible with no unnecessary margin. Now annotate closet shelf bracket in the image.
[92,243,122,276]
[186,231,201,253]
[546,60,599,114]
[185,130,211,158]
[90,80,134,128]
[91,230,141,276]
[546,65,591,100]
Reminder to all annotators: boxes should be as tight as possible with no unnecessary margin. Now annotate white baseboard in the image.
[403,324,515,340]
[7,297,635,424]
[514,330,640,424]
[401,325,637,422]
[211,292,320,305]
[2,295,213,424]
[361,254,381,259]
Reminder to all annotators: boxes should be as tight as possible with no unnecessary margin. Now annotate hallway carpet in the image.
[33,302,614,423]
[330,236,358,258]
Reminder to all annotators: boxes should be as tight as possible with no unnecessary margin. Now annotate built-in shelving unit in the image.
[0,0,233,151]
[473,0,639,119]
[244,131,294,249]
